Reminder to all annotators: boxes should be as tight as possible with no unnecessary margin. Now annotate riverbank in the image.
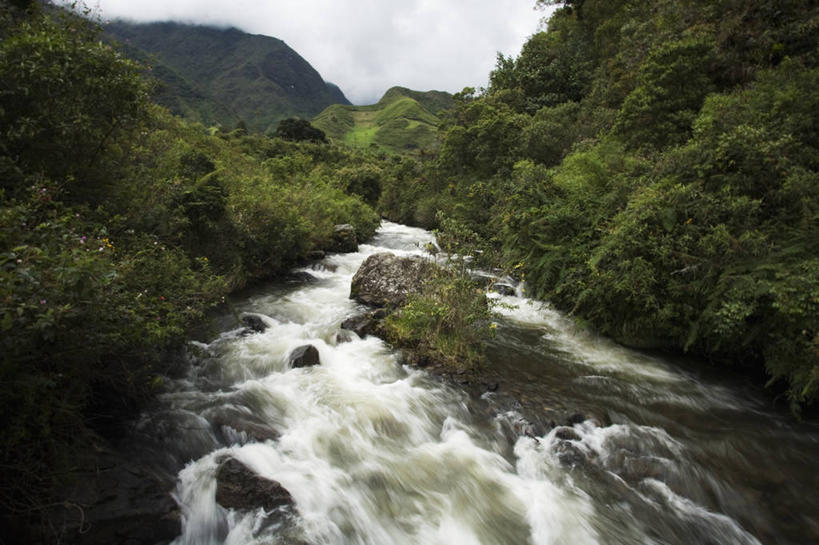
[23,221,819,545]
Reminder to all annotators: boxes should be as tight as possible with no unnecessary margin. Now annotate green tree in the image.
[0,4,150,200]
[275,117,328,143]
[614,34,717,149]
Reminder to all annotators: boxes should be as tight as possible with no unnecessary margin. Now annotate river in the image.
[130,221,819,545]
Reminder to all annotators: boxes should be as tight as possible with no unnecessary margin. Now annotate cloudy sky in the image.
[77,1,555,105]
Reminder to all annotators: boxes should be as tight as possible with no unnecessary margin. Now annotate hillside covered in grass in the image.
[104,20,350,133]
[312,87,453,154]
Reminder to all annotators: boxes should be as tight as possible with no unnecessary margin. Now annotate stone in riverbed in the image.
[215,458,294,512]
[340,308,388,337]
[331,224,358,253]
[335,330,354,344]
[241,314,269,333]
[288,344,320,368]
[350,252,436,307]
[554,426,581,441]
[286,271,318,284]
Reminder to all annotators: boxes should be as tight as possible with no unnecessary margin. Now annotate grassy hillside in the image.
[312,87,453,154]
[104,21,351,133]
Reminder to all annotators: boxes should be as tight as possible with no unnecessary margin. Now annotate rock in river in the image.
[350,252,436,307]
[340,308,388,337]
[331,224,358,253]
[288,344,320,368]
[215,458,294,512]
[241,314,269,334]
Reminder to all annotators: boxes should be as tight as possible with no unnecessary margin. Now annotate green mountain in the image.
[312,87,453,153]
[104,21,350,133]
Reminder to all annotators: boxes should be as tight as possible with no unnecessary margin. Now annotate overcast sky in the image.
[76,1,555,105]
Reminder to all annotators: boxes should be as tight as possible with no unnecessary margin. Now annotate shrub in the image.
[385,262,495,370]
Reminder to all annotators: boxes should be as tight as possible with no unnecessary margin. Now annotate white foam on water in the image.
[169,221,608,545]
[166,221,770,545]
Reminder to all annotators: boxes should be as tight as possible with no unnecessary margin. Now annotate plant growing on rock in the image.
[385,262,496,371]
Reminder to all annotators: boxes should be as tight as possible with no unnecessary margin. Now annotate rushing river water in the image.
[132,221,819,545]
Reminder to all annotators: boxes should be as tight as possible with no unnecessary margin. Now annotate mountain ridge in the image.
[104,20,350,133]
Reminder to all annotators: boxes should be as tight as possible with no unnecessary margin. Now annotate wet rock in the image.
[286,271,318,284]
[402,349,433,368]
[340,308,388,337]
[288,344,320,368]
[312,261,337,273]
[350,252,437,307]
[335,330,354,344]
[241,314,268,334]
[556,442,587,467]
[469,271,495,288]
[554,426,581,441]
[331,224,358,253]
[563,410,611,428]
[506,414,539,439]
[492,283,516,296]
[307,250,325,261]
[484,382,499,392]
[566,412,587,426]
[215,458,294,512]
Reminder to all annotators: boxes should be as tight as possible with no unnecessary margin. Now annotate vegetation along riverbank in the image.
[1,0,817,539]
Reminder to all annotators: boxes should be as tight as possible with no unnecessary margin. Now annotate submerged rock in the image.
[340,308,388,338]
[241,314,269,334]
[286,271,318,284]
[331,224,358,253]
[210,411,280,445]
[288,344,320,368]
[215,458,294,512]
[350,252,436,307]
[335,330,355,344]
[554,426,581,441]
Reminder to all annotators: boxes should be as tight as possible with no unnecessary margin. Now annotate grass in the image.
[312,87,452,154]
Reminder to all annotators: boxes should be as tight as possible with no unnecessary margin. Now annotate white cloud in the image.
[78,0,554,104]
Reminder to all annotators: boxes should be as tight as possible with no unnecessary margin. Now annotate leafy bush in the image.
[275,117,328,143]
[0,4,150,201]
[0,191,227,512]
[385,264,495,370]
[397,0,819,411]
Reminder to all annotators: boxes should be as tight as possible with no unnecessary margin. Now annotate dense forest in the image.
[378,0,818,413]
[1,0,817,531]
[0,0,396,518]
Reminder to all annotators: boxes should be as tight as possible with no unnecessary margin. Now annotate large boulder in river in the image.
[288,344,320,368]
[215,458,294,512]
[350,252,436,307]
[331,224,358,253]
